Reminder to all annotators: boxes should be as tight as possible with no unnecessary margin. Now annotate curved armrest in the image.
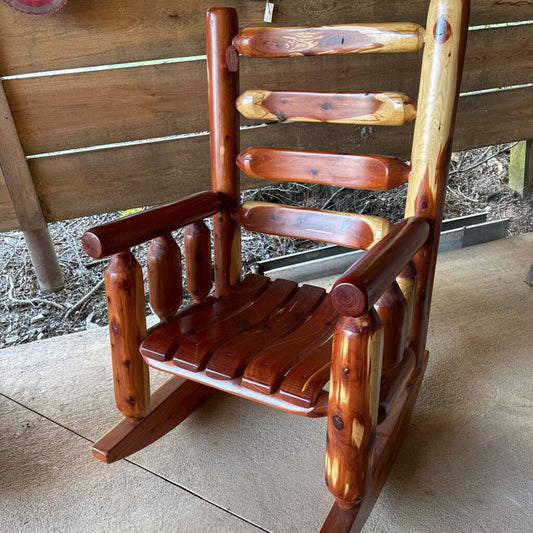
[82,191,224,258]
[331,216,430,317]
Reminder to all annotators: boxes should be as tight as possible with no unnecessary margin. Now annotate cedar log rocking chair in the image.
[82,1,469,530]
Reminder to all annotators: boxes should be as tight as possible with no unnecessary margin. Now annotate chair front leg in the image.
[105,250,150,422]
[325,310,383,510]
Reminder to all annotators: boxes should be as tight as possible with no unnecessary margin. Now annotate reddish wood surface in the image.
[375,282,407,372]
[378,347,416,422]
[205,284,325,379]
[140,274,270,361]
[173,278,298,372]
[92,377,214,464]
[237,148,410,190]
[236,90,417,126]
[82,191,223,259]
[207,7,241,296]
[242,295,338,394]
[233,23,425,57]
[397,261,418,347]
[237,202,389,250]
[320,354,428,532]
[325,311,383,509]
[279,340,333,408]
[105,251,150,421]
[331,217,429,317]
[145,354,329,418]
[184,221,213,303]
[147,233,182,322]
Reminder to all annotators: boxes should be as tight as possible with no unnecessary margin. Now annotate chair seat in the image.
[140,274,338,417]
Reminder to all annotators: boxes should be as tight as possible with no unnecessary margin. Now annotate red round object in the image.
[2,0,68,15]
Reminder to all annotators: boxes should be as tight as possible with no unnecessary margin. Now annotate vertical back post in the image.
[207,7,241,297]
[405,0,470,370]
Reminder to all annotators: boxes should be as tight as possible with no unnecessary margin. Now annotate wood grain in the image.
[396,261,418,347]
[234,23,425,57]
[0,0,525,76]
[147,233,182,322]
[82,191,223,259]
[207,7,241,296]
[237,202,390,250]
[325,311,383,509]
[184,221,213,303]
[237,148,410,190]
[5,24,530,156]
[105,251,150,421]
[237,90,416,126]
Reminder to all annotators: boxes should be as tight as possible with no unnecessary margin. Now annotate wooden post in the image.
[404,0,470,370]
[396,261,418,348]
[325,310,383,510]
[207,8,241,297]
[105,251,150,421]
[184,221,213,302]
[147,233,182,323]
[0,82,64,292]
[509,140,533,197]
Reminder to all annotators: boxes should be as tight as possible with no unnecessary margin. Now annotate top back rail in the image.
[232,23,425,57]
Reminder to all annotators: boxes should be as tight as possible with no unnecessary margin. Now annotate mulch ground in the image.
[1,144,531,348]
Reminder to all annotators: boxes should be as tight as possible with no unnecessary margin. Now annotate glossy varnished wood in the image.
[397,261,418,347]
[140,274,270,361]
[331,217,429,317]
[173,278,298,372]
[237,148,410,190]
[233,23,425,57]
[207,8,241,295]
[147,233,182,323]
[92,377,214,464]
[105,251,149,421]
[205,284,325,380]
[82,190,223,259]
[242,295,338,394]
[237,202,390,250]
[184,221,213,303]
[404,0,470,370]
[325,310,383,509]
[237,90,416,126]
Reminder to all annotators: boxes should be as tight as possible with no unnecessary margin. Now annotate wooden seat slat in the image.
[140,274,270,361]
[173,279,298,372]
[205,284,326,380]
[242,295,338,394]
[233,23,425,57]
[237,148,410,190]
[237,202,390,250]
[236,90,416,126]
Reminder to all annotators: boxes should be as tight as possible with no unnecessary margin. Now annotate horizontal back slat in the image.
[233,23,425,57]
[236,202,390,250]
[237,148,410,190]
[0,1,528,76]
[6,24,530,156]
[236,90,416,126]
[13,86,530,227]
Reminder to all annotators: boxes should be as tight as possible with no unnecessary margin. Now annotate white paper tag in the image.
[264,1,274,23]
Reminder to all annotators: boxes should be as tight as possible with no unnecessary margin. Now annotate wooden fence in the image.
[0,0,531,289]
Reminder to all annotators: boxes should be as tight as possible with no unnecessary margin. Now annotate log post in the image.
[105,251,150,421]
[184,221,213,302]
[147,233,182,323]
[207,8,241,296]
[0,82,64,292]
[325,310,383,510]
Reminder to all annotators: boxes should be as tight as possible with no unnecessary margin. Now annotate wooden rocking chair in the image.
[82,1,469,530]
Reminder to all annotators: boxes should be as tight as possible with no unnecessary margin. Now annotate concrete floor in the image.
[1,234,532,532]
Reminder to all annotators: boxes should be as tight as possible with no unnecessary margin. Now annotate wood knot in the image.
[332,415,344,430]
[433,15,452,45]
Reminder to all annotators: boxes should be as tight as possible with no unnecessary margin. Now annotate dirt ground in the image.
[1,144,531,348]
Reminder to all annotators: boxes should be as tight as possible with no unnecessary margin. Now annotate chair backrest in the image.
[206,0,469,360]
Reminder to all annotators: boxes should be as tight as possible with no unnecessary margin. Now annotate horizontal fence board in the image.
[7,24,532,155]
[0,1,531,76]
[18,86,531,226]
